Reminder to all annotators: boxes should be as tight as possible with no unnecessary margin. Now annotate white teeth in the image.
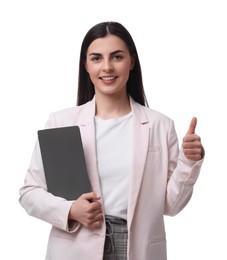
[101,77,115,80]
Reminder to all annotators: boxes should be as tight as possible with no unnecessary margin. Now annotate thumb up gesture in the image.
[182,117,203,161]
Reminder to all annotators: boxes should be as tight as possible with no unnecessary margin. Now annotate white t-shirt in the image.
[95,112,133,220]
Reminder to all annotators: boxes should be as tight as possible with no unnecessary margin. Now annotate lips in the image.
[99,76,118,81]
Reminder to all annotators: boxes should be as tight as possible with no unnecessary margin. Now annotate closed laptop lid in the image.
[38,126,91,200]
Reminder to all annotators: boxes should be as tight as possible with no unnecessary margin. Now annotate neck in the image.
[95,93,131,119]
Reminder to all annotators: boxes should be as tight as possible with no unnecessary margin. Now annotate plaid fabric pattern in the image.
[103,216,128,260]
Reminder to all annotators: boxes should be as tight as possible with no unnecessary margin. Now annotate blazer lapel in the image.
[77,98,102,197]
[127,98,150,228]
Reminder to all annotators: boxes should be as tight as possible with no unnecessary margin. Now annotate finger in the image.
[87,209,103,220]
[186,117,197,135]
[183,148,202,156]
[81,192,101,202]
[182,137,201,147]
[85,213,104,228]
[184,153,202,161]
[91,200,102,207]
[86,219,103,229]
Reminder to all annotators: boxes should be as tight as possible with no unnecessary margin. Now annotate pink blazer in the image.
[19,97,204,260]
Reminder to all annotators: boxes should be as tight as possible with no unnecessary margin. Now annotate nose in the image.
[102,59,113,72]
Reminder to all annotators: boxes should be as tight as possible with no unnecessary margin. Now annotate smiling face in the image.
[85,34,134,98]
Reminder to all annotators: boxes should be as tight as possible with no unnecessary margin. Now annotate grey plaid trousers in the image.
[103,216,128,260]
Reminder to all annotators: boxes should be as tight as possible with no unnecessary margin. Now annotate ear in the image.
[130,56,135,70]
[84,61,89,73]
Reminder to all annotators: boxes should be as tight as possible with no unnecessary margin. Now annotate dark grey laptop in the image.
[38,126,91,200]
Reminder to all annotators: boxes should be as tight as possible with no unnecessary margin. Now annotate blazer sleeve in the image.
[19,113,80,233]
[164,120,204,216]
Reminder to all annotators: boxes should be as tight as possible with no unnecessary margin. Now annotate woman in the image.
[19,21,204,260]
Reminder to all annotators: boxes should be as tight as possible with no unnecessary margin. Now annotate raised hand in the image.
[68,192,103,228]
[182,117,203,161]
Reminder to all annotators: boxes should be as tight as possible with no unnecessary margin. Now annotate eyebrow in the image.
[88,50,125,56]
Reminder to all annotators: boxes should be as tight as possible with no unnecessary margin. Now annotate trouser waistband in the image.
[104,215,128,257]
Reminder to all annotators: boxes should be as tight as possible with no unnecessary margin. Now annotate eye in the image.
[113,55,123,61]
[90,56,102,62]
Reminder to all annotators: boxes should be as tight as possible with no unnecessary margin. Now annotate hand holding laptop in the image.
[68,192,103,228]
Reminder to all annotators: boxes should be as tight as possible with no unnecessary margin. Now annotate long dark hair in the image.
[77,21,148,107]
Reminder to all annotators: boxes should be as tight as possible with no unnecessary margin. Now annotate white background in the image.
[1,0,226,259]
